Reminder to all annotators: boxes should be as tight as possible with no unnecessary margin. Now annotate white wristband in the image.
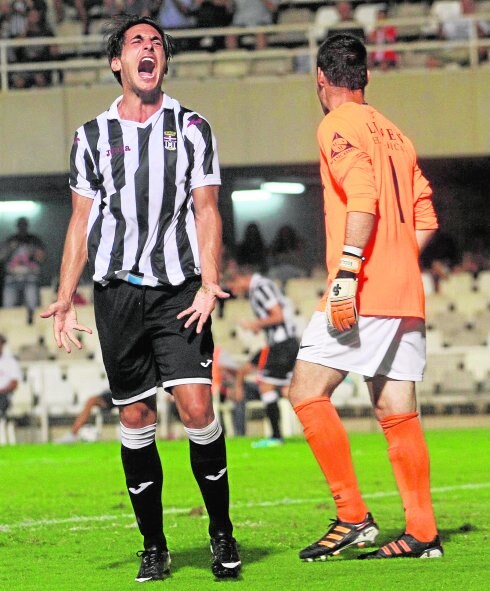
[343,244,364,258]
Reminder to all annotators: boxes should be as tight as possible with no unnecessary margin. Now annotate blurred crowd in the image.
[1,0,489,89]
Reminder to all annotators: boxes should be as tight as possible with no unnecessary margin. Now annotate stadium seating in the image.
[1,263,489,443]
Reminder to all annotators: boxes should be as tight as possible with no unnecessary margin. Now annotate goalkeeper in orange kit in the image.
[287,33,443,561]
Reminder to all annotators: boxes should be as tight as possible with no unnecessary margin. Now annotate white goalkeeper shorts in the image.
[296,312,426,381]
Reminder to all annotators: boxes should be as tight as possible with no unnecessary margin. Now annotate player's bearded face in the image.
[113,24,166,98]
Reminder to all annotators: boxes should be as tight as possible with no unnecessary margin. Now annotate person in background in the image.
[0,217,46,324]
[190,0,233,50]
[368,8,398,70]
[288,33,442,562]
[268,224,307,288]
[157,0,196,51]
[13,6,59,88]
[235,222,268,273]
[225,0,279,50]
[56,389,115,443]
[225,262,299,448]
[0,333,21,421]
[327,1,365,41]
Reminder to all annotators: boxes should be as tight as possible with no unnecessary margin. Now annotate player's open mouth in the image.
[138,56,156,79]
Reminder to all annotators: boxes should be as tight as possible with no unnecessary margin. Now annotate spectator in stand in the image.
[420,230,460,292]
[368,7,399,70]
[225,0,279,50]
[157,0,196,51]
[4,0,28,38]
[432,0,490,66]
[0,333,22,421]
[53,0,104,34]
[235,222,268,273]
[56,389,115,443]
[327,1,365,42]
[0,217,46,324]
[189,0,233,50]
[453,225,490,275]
[12,6,58,88]
[105,0,151,18]
[268,224,307,288]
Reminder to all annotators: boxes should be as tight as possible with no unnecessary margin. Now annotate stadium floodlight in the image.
[0,200,39,213]
[231,190,270,203]
[260,182,305,194]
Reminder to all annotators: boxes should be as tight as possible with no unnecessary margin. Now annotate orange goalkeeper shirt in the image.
[317,102,438,319]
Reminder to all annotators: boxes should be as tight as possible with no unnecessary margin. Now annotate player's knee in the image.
[179,403,215,428]
[119,400,156,428]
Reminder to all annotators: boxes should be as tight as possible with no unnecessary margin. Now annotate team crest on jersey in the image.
[330,132,354,160]
[164,130,177,151]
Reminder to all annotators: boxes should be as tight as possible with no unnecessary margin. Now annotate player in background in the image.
[288,34,443,561]
[41,15,240,582]
[225,263,299,447]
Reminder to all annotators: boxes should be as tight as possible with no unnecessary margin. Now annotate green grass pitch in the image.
[1,428,489,591]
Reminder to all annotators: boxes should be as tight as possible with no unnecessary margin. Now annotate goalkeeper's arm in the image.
[327,211,375,332]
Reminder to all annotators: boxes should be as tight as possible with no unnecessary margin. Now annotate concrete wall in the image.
[1,67,489,177]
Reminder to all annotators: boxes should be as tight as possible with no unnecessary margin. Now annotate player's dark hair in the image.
[105,14,175,85]
[317,33,368,91]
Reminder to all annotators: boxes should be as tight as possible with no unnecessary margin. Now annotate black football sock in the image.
[121,441,166,550]
[188,430,233,537]
[265,400,282,440]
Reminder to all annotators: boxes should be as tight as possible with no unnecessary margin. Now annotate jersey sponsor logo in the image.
[187,117,203,127]
[201,358,213,368]
[128,481,154,495]
[330,132,355,160]
[106,145,131,157]
[205,467,227,481]
[164,130,177,151]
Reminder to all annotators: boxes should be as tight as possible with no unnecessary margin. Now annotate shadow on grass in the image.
[358,521,477,551]
[103,542,274,579]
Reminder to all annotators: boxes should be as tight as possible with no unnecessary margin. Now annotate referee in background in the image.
[42,15,240,582]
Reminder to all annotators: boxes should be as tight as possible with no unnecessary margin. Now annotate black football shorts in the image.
[254,337,299,386]
[93,278,214,405]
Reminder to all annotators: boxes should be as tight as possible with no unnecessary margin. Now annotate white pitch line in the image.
[1,482,489,533]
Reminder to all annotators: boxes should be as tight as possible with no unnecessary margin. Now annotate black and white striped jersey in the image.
[69,93,221,287]
[249,273,298,345]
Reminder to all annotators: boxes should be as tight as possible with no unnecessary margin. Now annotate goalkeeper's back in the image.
[317,101,438,319]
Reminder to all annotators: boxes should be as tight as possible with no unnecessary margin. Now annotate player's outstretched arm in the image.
[40,192,93,352]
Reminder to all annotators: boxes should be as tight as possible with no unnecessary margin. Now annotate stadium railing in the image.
[1,13,490,91]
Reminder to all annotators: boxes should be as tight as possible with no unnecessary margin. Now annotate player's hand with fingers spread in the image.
[177,282,230,334]
[327,251,364,332]
[40,300,92,353]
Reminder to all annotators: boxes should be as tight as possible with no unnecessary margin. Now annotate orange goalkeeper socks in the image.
[294,396,369,523]
[380,412,438,542]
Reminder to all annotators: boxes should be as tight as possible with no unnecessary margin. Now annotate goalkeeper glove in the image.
[327,251,364,332]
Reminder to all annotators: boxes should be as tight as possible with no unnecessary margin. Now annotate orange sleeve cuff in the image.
[346,195,378,215]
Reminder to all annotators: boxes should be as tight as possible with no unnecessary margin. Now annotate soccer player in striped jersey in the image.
[41,15,240,582]
[225,263,299,447]
[287,34,443,561]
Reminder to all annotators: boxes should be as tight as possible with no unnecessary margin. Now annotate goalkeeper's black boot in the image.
[299,513,379,561]
[135,545,171,582]
[358,533,443,559]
